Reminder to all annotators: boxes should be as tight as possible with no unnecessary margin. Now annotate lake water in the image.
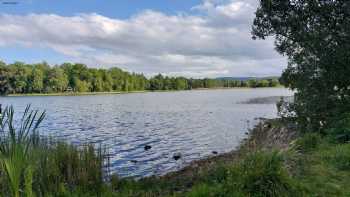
[0,88,293,177]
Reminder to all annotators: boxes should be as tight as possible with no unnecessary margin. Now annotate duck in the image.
[173,153,182,160]
[144,145,152,151]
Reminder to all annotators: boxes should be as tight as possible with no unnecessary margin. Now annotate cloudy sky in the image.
[0,0,286,78]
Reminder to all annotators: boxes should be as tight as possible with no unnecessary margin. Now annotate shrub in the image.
[187,183,235,197]
[295,133,322,153]
[321,144,350,171]
[225,151,299,197]
[328,113,350,143]
[187,184,215,197]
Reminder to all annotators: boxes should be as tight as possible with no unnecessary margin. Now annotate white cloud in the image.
[0,0,286,77]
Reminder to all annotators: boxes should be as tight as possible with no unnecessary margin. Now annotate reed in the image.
[0,106,110,196]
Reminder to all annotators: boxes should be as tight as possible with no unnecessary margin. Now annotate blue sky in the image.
[0,0,286,77]
[0,0,202,18]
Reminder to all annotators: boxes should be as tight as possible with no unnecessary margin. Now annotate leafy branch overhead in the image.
[253,0,350,132]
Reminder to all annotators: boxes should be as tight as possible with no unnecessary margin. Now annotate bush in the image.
[328,113,350,143]
[225,151,300,197]
[187,184,221,197]
[321,144,350,171]
[295,133,322,153]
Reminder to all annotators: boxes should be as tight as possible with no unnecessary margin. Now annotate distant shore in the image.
[6,86,285,97]
[7,90,148,97]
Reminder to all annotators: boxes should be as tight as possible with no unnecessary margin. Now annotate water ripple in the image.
[1,88,293,177]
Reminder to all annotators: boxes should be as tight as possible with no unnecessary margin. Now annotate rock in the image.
[173,153,182,160]
[144,145,152,151]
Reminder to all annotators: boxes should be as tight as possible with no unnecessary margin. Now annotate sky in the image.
[0,0,287,78]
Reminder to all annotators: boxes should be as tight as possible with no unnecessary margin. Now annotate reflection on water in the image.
[0,88,292,177]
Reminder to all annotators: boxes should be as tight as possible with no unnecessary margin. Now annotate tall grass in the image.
[0,105,45,197]
[0,106,110,196]
[320,144,350,171]
[294,133,322,153]
[225,151,300,197]
[187,151,301,197]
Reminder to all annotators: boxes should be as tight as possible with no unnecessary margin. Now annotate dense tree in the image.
[174,77,188,90]
[89,69,104,92]
[74,78,90,92]
[0,62,12,95]
[0,62,280,95]
[8,62,31,94]
[253,0,350,132]
[30,67,44,93]
[149,74,164,90]
[109,67,124,91]
[46,67,68,92]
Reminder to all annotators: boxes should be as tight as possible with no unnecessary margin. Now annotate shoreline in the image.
[139,118,298,191]
[6,86,284,97]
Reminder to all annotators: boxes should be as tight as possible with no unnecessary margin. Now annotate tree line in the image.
[0,61,280,95]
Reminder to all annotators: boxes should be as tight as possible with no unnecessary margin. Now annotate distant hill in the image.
[216,76,280,81]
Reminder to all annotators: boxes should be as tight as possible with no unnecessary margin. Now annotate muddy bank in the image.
[142,118,299,190]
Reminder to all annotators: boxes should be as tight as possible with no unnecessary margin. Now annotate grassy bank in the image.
[1,106,349,196]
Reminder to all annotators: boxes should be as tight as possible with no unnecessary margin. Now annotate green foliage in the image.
[0,63,12,95]
[253,1,350,132]
[46,67,68,92]
[293,136,350,196]
[0,105,45,197]
[24,166,34,197]
[30,67,44,93]
[187,184,226,197]
[185,151,301,197]
[321,144,350,171]
[0,61,280,95]
[224,151,299,197]
[74,78,90,92]
[0,62,149,95]
[295,133,322,153]
[328,113,350,143]
[32,142,107,195]
[0,106,111,196]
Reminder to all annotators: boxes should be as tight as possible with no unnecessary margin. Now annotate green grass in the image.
[320,144,350,171]
[288,135,350,196]
[186,151,301,197]
[294,133,322,153]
